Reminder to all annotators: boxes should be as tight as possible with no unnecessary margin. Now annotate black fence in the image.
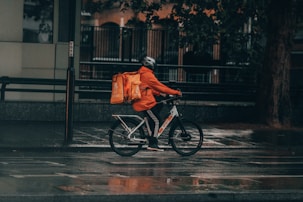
[79,25,260,87]
[0,75,256,103]
[79,25,303,84]
[80,25,179,64]
[1,67,302,103]
[80,25,256,65]
[79,61,256,83]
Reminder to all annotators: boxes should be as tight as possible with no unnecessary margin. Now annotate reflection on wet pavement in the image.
[74,126,303,149]
[0,149,302,198]
[1,122,303,200]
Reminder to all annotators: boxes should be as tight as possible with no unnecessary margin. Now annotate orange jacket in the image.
[132,66,180,112]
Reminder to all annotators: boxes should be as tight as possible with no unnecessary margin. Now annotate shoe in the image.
[147,137,164,151]
[147,144,164,152]
[147,136,164,151]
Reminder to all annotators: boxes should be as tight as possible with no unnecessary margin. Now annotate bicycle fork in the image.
[168,117,187,144]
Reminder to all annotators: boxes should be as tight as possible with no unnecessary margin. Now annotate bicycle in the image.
[108,95,203,156]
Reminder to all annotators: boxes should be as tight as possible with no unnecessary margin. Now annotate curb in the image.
[1,144,297,153]
[1,191,303,202]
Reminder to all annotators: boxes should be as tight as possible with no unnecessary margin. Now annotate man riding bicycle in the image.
[132,56,182,151]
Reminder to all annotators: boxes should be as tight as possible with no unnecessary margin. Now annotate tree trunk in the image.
[257,0,296,127]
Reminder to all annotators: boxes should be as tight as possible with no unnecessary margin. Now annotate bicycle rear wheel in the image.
[108,118,146,156]
[169,119,203,156]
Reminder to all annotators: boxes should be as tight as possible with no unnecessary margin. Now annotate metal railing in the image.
[0,73,257,103]
[80,25,254,66]
[79,61,257,83]
[0,58,260,102]
[0,76,111,102]
[81,26,180,64]
[1,72,302,103]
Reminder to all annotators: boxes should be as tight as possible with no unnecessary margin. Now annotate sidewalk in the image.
[1,120,303,150]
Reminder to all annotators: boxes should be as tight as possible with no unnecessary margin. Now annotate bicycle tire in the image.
[108,118,146,156]
[169,119,203,156]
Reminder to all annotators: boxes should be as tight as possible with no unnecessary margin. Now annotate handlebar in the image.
[157,95,182,105]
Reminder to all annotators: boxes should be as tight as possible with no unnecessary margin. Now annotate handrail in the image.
[1,76,302,103]
[0,76,257,102]
[0,76,112,101]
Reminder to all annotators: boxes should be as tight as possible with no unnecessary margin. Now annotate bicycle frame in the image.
[112,103,180,140]
[156,105,179,138]
[112,114,146,141]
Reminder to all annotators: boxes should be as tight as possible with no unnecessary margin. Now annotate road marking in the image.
[44,161,66,166]
[56,173,78,178]
[249,161,303,165]
[190,174,303,179]
[10,173,78,179]
[74,129,104,140]
[10,174,60,178]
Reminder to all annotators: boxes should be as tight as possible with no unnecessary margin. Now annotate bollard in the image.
[64,0,76,145]
[64,61,75,145]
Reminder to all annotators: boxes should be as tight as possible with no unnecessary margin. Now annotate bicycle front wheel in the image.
[169,119,203,156]
[108,118,145,156]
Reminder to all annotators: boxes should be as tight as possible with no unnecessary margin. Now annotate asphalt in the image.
[0,120,303,202]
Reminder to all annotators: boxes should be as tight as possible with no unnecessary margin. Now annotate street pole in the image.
[64,0,76,145]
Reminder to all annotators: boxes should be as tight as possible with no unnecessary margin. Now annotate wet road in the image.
[0,147,303,202]
[1,121,303,201]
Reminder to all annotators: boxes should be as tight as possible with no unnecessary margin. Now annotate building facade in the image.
[0,0,82,101]
[0,0,302,102]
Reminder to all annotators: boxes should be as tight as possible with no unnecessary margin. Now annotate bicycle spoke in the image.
[108,118,145,156]
[170,119,203,156]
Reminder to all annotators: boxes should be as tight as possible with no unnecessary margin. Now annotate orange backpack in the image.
[110,72,141,104]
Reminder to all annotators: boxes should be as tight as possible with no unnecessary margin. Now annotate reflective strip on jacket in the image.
[132,66,180,112]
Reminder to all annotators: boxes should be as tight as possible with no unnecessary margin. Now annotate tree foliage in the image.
[169,0,268,69]
[84,0,302,126]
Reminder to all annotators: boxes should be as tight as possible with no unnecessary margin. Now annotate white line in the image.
[190,174,303,179]
[10,173,78,179]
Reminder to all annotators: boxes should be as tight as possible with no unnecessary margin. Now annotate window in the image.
[23,0,54,43]
[58,0,71,42]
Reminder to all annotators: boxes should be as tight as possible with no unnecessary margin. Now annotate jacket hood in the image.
[138,66,153,74]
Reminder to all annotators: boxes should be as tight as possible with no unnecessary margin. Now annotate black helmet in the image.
[141,56,157,70]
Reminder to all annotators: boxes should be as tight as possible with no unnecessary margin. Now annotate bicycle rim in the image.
[170,119,203,156]
[108,118,145,156]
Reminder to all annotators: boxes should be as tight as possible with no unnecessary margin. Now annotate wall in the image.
[0,1,22,97]
[0,101,257,123]
[1,101,302,124]
[0,0,77,102]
